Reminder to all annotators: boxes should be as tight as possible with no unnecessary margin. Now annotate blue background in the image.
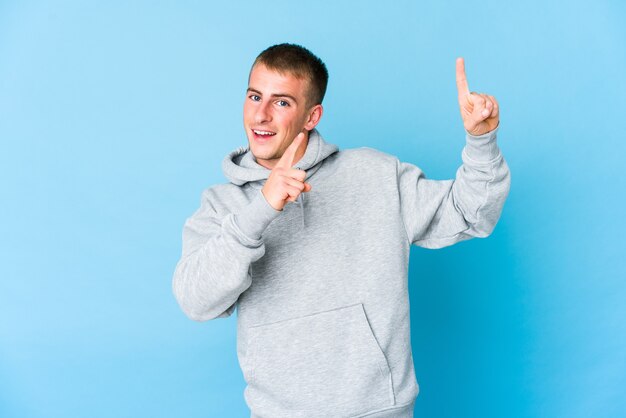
[1,1,625,417]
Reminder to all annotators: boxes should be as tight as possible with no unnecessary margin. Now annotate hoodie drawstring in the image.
[297,192,306,228]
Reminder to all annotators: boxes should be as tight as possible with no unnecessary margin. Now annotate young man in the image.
[173,44,510,418]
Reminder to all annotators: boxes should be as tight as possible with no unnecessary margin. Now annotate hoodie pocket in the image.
[246,303,395,416]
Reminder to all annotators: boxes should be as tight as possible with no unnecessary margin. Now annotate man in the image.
[173,43,510,418]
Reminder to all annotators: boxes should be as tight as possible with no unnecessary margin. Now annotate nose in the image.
[255,101,272,124]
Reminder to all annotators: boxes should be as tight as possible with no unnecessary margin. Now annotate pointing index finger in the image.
[456,57,470,99]
[275,132,304,169]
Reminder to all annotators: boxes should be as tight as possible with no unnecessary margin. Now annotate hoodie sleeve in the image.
[396,126,511,249]
[172,188,281,321]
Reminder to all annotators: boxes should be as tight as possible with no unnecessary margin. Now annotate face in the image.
[243,64,323,169]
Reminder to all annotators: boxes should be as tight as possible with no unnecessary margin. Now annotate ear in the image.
[303,104,323,131]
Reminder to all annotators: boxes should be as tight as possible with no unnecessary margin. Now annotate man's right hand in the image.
[262,132,312,211]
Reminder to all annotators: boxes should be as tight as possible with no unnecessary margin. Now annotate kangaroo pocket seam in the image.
[245,303,396,415]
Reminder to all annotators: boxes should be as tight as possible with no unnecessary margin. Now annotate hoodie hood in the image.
[222,129,338,230]
[222,128,339,187]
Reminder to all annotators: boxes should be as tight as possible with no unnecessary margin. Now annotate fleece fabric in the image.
[172,127,511,418]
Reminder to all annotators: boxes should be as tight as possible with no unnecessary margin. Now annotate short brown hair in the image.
[251,43,329,107]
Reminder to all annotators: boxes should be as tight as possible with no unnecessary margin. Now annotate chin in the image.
[249,148,267,160]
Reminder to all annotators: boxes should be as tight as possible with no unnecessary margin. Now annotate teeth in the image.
[254,130,275,136]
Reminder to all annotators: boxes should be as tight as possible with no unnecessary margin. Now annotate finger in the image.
[468,91,484,104]
[303,182,312,192]
[456,57,470,100]
[481,94,498,118]
[469,93,488,121]
[488,95,499,118]
[470,92,485,110]
[283,176,306,192]
[283,183,302,200]
[285,167,307,182]
[275,132,304,169]
[482,95,494,118]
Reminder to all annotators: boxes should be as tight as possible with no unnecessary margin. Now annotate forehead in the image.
[248,64,309,96]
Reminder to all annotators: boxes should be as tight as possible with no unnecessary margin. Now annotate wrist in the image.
[233,189,281,240]
[261,186,284,211]
[463,123,501,162]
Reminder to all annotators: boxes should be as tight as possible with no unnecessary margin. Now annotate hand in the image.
[262,132,312,211]
[456,57,499,136]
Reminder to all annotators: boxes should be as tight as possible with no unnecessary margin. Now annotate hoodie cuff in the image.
[463,123,501,163]
[233,189,281,240]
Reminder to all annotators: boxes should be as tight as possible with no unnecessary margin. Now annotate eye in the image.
[249,94,261,102]
[276,100,290,107]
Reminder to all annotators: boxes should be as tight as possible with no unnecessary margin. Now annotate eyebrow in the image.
[247,88,298,104]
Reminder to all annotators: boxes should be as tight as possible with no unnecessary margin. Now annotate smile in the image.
[253,129,276,136]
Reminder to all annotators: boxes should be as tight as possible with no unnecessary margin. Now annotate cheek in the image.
[280,111,300,128]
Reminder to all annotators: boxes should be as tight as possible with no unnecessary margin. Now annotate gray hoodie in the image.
[172,128,510,417]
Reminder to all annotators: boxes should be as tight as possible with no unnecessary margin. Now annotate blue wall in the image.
[1,1,624,417]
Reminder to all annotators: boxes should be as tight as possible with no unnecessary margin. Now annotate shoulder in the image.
[340,146,396,162]
[335,146,399,171]
[202,183,241,200]
[197,182,250,216]
[322,147,400,186]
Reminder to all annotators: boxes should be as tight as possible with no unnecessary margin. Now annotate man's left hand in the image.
[456,57,499,136]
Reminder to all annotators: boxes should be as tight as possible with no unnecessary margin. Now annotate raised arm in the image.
[397,58,510,248]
